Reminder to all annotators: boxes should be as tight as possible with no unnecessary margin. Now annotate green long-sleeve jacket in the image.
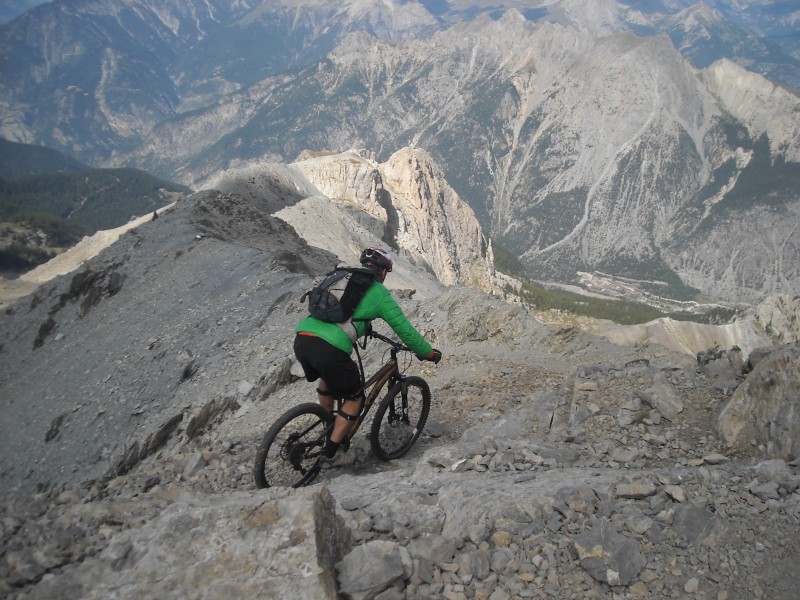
[296,281,432,357]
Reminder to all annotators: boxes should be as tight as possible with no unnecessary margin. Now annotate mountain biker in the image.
[293,247,442,464]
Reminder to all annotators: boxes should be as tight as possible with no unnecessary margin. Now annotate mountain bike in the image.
[253,330,432,488]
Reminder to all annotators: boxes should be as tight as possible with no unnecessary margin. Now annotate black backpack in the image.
[302,267,376,324]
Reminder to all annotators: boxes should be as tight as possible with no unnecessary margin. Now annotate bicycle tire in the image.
[370,376,431,461]
[253,403,333,489]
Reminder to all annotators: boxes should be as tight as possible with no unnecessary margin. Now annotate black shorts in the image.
[293,333,363,399]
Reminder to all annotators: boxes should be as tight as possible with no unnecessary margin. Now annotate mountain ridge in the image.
[2,147,791,354]
[0,140,192,276]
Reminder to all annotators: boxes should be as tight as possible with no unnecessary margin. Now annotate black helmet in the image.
[360,247,393,272]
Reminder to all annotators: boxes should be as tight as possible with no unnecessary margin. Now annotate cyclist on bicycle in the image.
[293,247,442,464]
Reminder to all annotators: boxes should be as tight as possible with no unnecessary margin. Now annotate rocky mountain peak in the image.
[290,147,496,292]
[341,0,439,38]
[547,0,631,34]
[702,58,800,160]
[205,148,496,294]
[380,147,496,290]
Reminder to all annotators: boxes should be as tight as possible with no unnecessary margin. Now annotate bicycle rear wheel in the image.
[370,376,431,461]
[253,403,333,489]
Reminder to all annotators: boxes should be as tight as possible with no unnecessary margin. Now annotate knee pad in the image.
[336,409,360,422]
[336,392,364,421]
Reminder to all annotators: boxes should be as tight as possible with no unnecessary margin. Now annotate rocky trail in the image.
[3,327,798,599]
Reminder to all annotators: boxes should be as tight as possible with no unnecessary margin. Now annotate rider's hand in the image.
[424,349,442,364]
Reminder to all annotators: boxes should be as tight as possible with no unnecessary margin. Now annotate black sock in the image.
[324,439,340,458]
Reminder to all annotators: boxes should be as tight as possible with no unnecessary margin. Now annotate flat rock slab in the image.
[19,487,351,600]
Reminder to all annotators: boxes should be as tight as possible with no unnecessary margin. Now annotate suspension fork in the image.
[389,373,412,425]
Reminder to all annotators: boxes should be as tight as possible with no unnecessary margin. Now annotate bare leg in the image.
[317,380,334,413]
[330,397,361,444]
[318,381,357,443]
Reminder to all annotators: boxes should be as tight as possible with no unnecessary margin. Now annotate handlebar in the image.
[368,330,412,353]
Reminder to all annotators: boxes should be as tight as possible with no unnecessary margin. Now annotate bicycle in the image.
[253,330,432,488]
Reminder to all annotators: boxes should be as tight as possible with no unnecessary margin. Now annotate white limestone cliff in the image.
[702,58,800,161]
[291,148,496,293]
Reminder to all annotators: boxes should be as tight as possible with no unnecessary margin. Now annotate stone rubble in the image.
[2,341,798,599]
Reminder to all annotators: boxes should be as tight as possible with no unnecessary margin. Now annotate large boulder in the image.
[716,343,800,459]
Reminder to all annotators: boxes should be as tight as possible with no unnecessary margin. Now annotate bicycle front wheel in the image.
[370,376,431,461]
[253,403,333,489]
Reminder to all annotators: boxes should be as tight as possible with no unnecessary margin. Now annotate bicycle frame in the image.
[336,332,408,441]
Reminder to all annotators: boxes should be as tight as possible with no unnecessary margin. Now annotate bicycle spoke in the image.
[370,377,431,461]
[254,404,332,488]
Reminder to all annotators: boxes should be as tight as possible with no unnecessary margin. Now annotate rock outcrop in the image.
[292,148,496,292]
[755,294,800,345]
[717,342,800,459]
[5,486,351,600]
[380,148,496,292]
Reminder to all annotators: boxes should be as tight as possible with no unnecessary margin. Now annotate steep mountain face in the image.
[295,148,495,291]
[1,0,799,305]
[378,148,495,289]
[0,0,435,158]
[207,148,495,293]
[155,11,798,304]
